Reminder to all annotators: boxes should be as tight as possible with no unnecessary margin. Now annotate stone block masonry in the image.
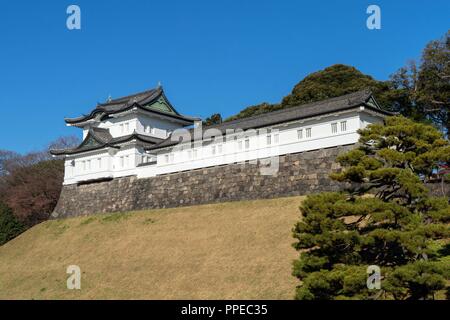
[52,145,355,218]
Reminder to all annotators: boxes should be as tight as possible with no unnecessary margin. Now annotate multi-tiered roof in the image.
[65,86,199,126]
[51,86,200,156]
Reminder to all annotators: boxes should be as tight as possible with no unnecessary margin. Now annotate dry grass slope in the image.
[0,196,304,300]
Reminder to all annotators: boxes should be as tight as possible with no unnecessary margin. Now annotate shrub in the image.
[0,202,25,246]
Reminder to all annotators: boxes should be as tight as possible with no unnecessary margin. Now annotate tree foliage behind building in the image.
[0,136,79,237]
[225,31,449,136]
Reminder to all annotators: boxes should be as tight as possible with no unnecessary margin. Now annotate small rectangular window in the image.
[98,158,102,168]
[164,155,169,163]
[87,160,91,170]
[218,144,223,154]
[125,123,129,132]
[212,146,216,155]
[82,161,86,171]
[306,128,312,138]
[169,154,174,162]
[266,135,271,145]
[331,123,338,134]
[297,129,303,140]
[245,139,250,149]
[120,124,124,133]
[120,157,124,167]
[238,141,243,150]
[274,134,279,144]
[340,121,347,132]
[125,155,129,167]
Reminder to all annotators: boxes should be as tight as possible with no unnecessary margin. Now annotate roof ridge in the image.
[145,88,384,151]
[99,87,161,106]
[205,88,373,130]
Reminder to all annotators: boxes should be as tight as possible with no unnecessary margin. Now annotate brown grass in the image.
[0,196,304,300]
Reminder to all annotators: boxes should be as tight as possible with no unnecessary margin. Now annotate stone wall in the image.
[52,145,356,218]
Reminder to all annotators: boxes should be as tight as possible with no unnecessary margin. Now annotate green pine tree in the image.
[0,202,25,246]
[292,116,450,300]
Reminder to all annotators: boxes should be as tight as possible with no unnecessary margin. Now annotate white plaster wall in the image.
[63,149,112,185]
[137,112,362,178]
[96,114,139,137]
[360,112,384,128]
[63,145,141,185]
[137,114,185,139]
[63,110,385,185]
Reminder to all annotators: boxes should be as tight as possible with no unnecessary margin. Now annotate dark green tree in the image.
[390,31,450,133]
[281,64,393,108]
[292,116,450,300]
[416,30,450,134]
[203,113,223,126]
[225,102,280,122]
[0,202,25,246]
[225,64,395,122]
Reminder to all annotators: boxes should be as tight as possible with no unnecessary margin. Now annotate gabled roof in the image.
[50,127,164,156]
[146,89,395,151]
[65,87,200,126]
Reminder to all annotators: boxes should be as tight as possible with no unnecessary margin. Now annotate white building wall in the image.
[137,112,362,179]
[96,114,138,137]
[63,145,141,185]
[63,109,385,185]
[137,114,184,139]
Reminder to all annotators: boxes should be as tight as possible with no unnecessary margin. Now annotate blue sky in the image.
[0,0,448,153]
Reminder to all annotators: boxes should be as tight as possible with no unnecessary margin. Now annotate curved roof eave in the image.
[50,131,164,156]
[65,88,199,125]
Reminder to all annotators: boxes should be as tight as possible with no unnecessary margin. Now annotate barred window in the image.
[297,129,303,140]
[340,121,347,132]
[306,128,312,138]
[274,134,279,144]
[267,135,272,145]
[245,139,250,149]
[331,123,338,134]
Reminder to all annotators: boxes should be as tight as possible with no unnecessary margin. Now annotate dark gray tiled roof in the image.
[50,128,164,156]
[65,87,199,124]
[146,89,394,151]
[95,89,160,113]
[90,127,112,143]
